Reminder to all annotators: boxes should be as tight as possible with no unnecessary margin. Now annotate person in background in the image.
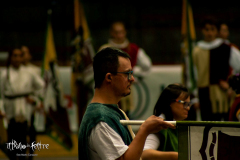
[0,47,45,160]
[78,47,175,160]
[21,45,42,76]
[218,22,239,50]
[192,17,240,121]
[99,21,152,118]
[228,73,240,121]
[142,83,191,160]
[21,45,45,160]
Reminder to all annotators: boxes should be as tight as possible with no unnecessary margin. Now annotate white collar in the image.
[108,39,129,48]
[197,38,223,50]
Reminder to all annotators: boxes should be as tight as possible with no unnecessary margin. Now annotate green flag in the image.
[181,0,196,93]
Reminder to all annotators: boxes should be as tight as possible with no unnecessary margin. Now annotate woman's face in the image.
[170,92,190,120]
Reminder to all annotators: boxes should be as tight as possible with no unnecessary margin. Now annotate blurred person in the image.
[142,84,191,160]
[0,47,45,160]
[219,22,239,51]
[21,45,41,75]
[219,22,229,43]
[218,22,239,109]
[99,21,152,117]
[192,17,240,121]
[228,73,240,121]
[78,47,175,160]
[21,45,45,160]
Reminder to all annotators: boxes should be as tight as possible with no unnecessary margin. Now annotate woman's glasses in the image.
[174,100,192,109]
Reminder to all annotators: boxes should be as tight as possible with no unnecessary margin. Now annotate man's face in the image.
[202,24,218,42]
[112,56,134,97]
[11,49,23,68]
[21,46,32,64]
[219,24,229,40]
[110,23,127,44]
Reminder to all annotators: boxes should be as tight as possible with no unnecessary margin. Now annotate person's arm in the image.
[141,131,178,160]
[89,122,129,160]
[134,48,152,78]
[28,72,45,106]
[136,48,152,71]
[117,115,175,160]
[229,46,240,74]
[142,150,178,160]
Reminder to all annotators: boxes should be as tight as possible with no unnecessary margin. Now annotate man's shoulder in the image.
[86,103,118,115]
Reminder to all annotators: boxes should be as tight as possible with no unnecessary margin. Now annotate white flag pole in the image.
[120,120,176,126]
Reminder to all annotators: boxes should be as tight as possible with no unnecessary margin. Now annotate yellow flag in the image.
[74,0,90,41]
[42,10,57,74]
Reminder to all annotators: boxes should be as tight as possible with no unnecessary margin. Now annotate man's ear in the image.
[105,73,112,82]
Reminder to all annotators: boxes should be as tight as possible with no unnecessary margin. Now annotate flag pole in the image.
[120,120,177,126]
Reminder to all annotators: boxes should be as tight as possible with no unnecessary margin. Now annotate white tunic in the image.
[0,65,44,124]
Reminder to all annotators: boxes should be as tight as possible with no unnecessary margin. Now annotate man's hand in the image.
[219,80,229,91]
[140,115,176,135]
[25,96,36,105]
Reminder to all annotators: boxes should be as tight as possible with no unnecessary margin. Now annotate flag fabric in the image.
[71,0,95,126]
[178,121,240,160]
[181,0,197,94]
[42,10,73,150]
[41,10,57,77]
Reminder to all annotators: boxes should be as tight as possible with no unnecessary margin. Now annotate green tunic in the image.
[78,103,133,160]
[158,128,178,151]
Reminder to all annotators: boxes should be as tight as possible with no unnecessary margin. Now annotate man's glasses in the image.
[112,70,133,80]
[174,100,192,109]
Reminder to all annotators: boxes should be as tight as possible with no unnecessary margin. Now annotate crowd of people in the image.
[1,16,240,160]
[78,17,240,160]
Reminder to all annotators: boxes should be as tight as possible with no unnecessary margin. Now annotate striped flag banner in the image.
[181,0,196,93]
[42,9,73,150]
[178,121,240,160]
[71,0,95,126]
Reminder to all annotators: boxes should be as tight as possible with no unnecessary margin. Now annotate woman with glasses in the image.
[142,83,191,160]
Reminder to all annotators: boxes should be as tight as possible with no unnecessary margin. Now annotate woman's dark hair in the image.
[93,47,130,88]
[228,73,240,94]
[153,83,189,120]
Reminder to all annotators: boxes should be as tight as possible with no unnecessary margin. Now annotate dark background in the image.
[1,0,240,66]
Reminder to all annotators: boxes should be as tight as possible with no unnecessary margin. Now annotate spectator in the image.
[142,83,191,160]
[192,17,240,121]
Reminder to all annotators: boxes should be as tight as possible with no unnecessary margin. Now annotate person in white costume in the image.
[0,47,44,160]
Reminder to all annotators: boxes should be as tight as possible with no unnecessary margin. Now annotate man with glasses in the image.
[78,47,175,160]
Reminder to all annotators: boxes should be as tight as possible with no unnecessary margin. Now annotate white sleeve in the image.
[143,133,160,151]
[89,121,129,160]
[136,48,152,72]
[229,46,240,73]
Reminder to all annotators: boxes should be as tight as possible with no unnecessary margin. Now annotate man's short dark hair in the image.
[93,47,131,88]
[201,17,220,31]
